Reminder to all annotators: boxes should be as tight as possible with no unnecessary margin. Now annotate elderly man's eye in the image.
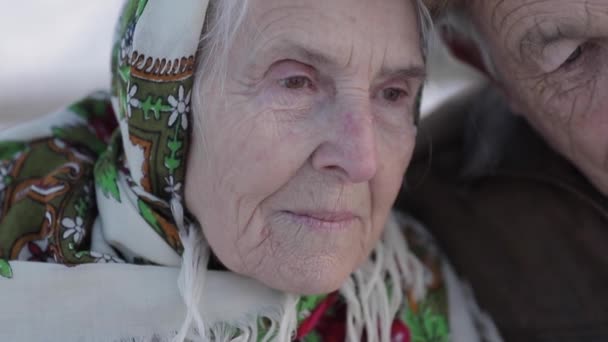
[382,88,407,102]
[279,76,313,90]
[564,45,583,65]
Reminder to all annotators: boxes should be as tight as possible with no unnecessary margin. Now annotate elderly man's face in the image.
[470,0,608,194]
[186,0,424,294]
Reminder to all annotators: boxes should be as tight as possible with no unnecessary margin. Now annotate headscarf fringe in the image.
[172,197,210,342]
[340,213,428,342]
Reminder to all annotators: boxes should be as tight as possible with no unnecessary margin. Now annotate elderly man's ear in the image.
[440,25,488,76]
[439,25,527,116]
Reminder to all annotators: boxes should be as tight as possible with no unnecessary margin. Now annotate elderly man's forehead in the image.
[475,0,607,29]
[469,0,608,54]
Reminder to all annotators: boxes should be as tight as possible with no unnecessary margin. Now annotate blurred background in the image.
[0,1,484,129]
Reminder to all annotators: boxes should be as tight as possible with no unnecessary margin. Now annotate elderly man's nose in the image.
[312,106,378,183]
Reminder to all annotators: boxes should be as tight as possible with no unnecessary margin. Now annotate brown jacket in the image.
[397,86,608,341]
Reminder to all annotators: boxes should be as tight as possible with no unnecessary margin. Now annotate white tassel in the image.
[171,197,211,342]
[341,277,364,341]
[388,215,429,301]
[276,294,299,341]
[339,213,428,342]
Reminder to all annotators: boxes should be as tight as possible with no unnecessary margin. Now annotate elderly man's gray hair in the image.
[438,3,497,76]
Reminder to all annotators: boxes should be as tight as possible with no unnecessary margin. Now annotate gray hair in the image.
[194,0,251,92]
[438,3,497,76]
[194,0,435,96]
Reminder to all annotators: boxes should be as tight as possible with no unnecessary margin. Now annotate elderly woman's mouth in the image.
[281,210,359,231]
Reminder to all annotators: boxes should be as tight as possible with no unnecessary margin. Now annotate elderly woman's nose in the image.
[312,103,378,183]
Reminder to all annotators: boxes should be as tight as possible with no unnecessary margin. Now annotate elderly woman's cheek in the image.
[376,108,417,166]
[374,116,416,201]
[258,83,317,122]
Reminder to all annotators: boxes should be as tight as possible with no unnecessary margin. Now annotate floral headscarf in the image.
[0,0,207,267]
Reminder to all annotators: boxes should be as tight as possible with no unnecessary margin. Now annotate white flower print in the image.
[0,164,11,193]
[298,309,312,321]
[126,83,141,118]
[83,183,91,196]
[62,217,85,244]
[120,22,135,64]
[90,251,124,264]
[164,175,182,201]
[52,138,67,150]
[82,183,93,203]
[167,85,191,130]
[120,37,130,62]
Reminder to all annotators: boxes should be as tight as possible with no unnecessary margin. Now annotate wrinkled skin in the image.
[185,0,424,294]
[469,0,608,194]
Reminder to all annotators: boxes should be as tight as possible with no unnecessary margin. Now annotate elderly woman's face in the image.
[186,0,424,294]
[471,0,608,194]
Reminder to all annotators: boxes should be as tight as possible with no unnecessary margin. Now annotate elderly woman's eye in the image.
[382,88,407,102]
[279,76,312,90]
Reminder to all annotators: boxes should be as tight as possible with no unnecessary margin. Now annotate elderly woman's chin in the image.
[199,211,383,295]
[237,251,363,295]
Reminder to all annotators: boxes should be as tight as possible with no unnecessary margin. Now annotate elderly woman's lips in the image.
[283,211,358,231]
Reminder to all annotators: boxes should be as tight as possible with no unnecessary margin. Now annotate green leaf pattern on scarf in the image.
[0,142,27,161]
[402,292,449,342]
[94,133,122,203]
[0,259,12,279]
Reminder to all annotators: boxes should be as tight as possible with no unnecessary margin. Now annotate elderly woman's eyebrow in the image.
[249,39,350,71]
[377,65,426,82]
[250,39,425,80]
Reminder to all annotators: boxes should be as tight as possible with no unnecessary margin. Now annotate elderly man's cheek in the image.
[515,72,591,126]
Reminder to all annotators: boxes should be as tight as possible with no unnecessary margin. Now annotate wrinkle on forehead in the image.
[489,0,558,58]
[488,0,608,35]
[480,0,608,61]
[245,0,424,79]
[248,5,355,70]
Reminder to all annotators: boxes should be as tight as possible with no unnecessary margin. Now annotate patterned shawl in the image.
[0,0,197,267]
[0,1,498,341]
